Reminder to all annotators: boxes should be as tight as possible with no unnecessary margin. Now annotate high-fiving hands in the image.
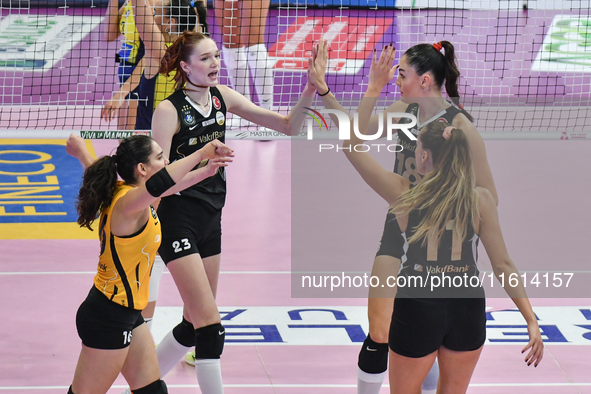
[307,39,329,94]
[368,44,398,92]
[307,40,399,95]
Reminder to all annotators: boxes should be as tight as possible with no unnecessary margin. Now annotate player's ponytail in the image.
[392,122,478,248]
[76,155,118,230]
[193,0,208,34]
[405,41,473,122]
[76,135,154,230]
[440,41,474,122]
[166,0,206,34]
[160,31,210,90]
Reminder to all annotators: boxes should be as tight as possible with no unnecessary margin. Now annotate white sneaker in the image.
[121,388,131,394]
[185,349,196,367]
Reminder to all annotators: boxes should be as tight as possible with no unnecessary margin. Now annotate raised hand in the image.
[307,39,329,94]
[368,44,398,92]
[66,134,88,160]
[66,133,94,169]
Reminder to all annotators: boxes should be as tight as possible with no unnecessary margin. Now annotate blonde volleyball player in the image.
[65,134,233,394]
[308,40,499,394]
[330,48,543,391]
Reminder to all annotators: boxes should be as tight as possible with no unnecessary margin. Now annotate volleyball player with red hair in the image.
[150,31,315,394]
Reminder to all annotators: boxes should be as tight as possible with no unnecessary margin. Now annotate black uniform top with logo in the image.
[397,208,483,299]
[165,87,227,210]
[375,103,462,259]
[393,103,461,186]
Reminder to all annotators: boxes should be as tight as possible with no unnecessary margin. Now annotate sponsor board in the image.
[270,0,395,6]
[269,16,393,75]
[226,129,301,140]
[560,131,590,140]
[79,130,151,139]
[0,15,102,71]
[0,139,95,239]
[396,0,581,9]
[152,305,591,345]
[532,15,591,72]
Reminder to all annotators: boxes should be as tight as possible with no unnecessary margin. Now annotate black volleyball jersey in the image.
[165,87,227,210]
[397,209,481,298]
[393,103,461,185]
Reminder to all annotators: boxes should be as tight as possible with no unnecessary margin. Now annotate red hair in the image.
[160,31,211,90]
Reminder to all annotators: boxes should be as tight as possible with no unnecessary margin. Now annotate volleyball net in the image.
[0,0,590,140]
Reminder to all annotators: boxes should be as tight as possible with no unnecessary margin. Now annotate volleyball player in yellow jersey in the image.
[131,0,207,130]
[103,0,146,129]
[65,134,233,394]
[102,0,207,130]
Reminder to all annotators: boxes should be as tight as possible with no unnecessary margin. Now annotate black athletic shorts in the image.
[76,286,145,350]
[376,211,404,258]
[389,296,486,358]
[157,195,222,263]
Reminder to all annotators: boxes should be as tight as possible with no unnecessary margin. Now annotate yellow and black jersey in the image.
[119,0,144,64]
[94,182,161,310]
[134,42,176,130]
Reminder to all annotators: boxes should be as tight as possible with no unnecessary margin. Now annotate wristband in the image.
[318,87,331,97]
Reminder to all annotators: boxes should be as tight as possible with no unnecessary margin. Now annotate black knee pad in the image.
[172,317,196,347]
[358,334,389,374]
[132,379,168,394]
[194,323,225,359]
[67,386,74,394]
